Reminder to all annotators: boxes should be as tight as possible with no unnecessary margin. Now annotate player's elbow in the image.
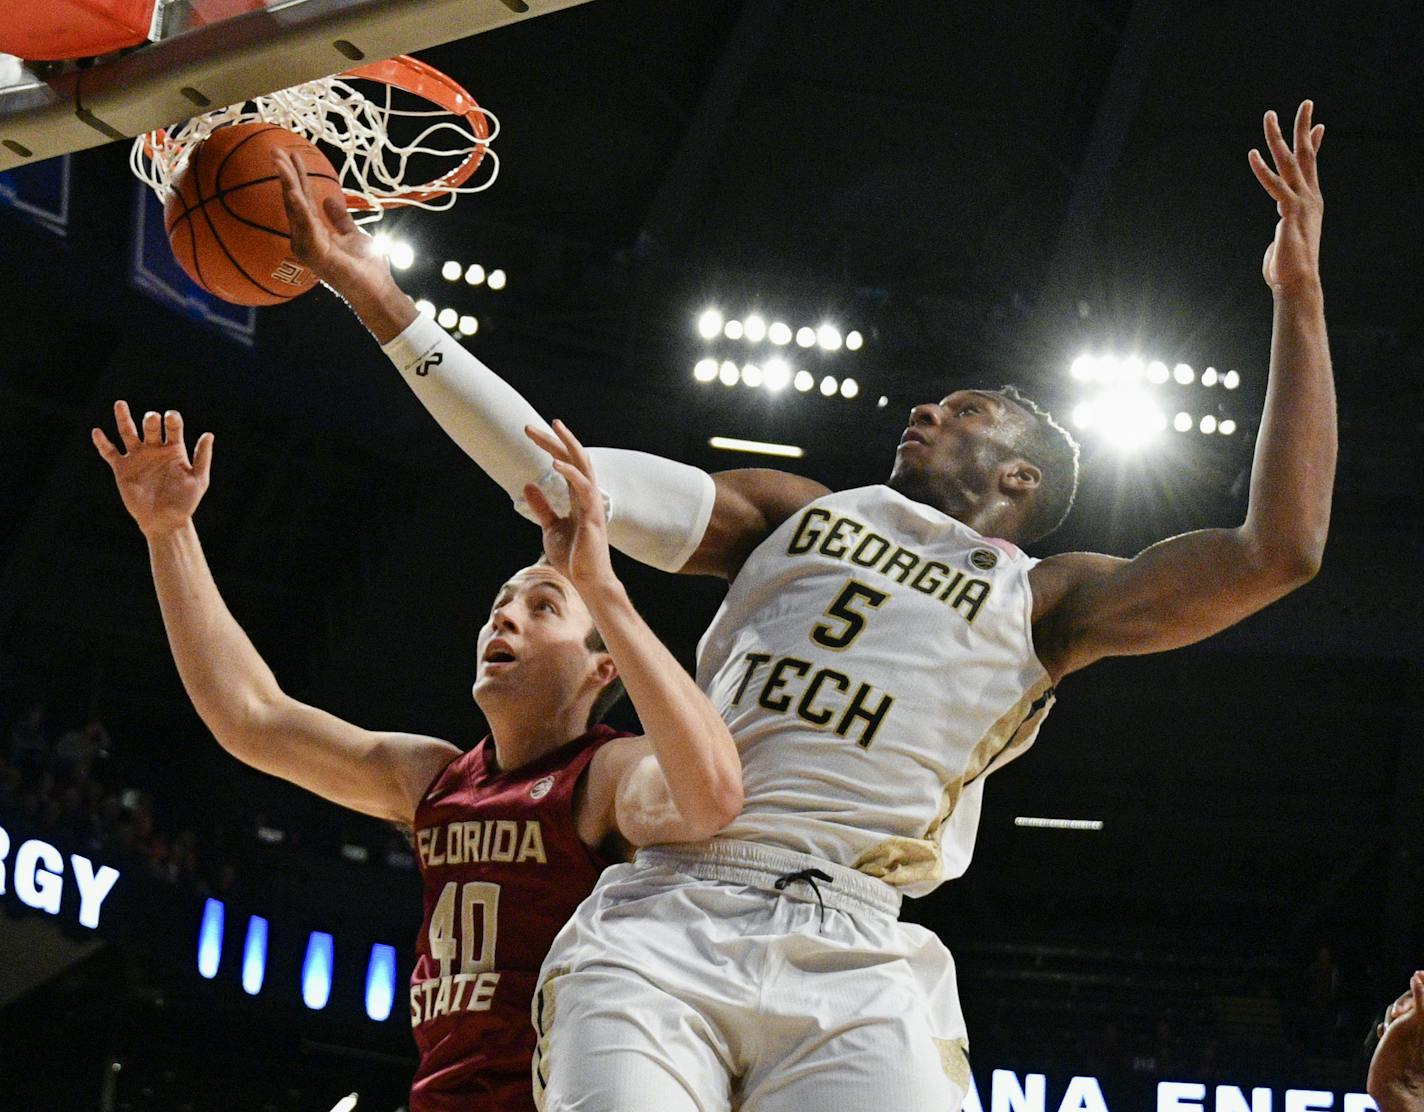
[1242,527,1324,593]
[683,763,744,841]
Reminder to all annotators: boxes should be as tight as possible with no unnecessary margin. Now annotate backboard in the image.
[0,0,595,172]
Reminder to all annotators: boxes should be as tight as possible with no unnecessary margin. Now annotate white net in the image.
[130,73,499,223]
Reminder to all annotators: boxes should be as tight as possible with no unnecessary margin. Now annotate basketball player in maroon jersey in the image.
[93,404,742,1111]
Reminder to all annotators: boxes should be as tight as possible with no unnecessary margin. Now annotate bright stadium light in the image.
[1223,370,1241,389]
[1173,411,1193,432]
[1070,355,1095,381]
[724,319,745,340]
[437,307,457,329]
[877,395,889,408]
[1201,367,1219,387]
[698,309,723,339]
[1118,355,1144,384]
[694,358,718,382]
[769,321,793,345]
[817,324,843,351]
[743,315,767,343]
[709,436,805,458]
[845,330,864,351]
[1219,419,1237,435]
[1147,360,1170,384]
[329,1095,359,1112]
[441,260,462,281]
[1173,363,1195,385]
[1089,390,1166,449]
[486,268,507,290]
[197,898,224,980]
[302,931,334,1010]
[764,358,791,391]
[458,315,478,336]
[1200,415,1218,434]
[1071,402,1094,429]
[465,263,486,285]
[840,377,859,399]
[741,363,764,388]
[372,231,392,256]
[796,326,816,348]
[820,375,838,396]
[242,915,268,996]
[719,361,740,386]
[794,370,815,392]
[365,943,397,1023]
[388,241,415,270]
[1093,355,1119,383]
[414,299,435,317]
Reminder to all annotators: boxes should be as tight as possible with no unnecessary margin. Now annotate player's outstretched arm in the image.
[1031,101,1334,682]
[93,402,458,824]
[1369,973,1424,1112]
[522,422,742,846]
[274,149,821,580]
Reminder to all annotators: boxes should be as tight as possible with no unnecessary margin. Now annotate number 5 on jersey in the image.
[429,881,500,978]
[812,581,889,651]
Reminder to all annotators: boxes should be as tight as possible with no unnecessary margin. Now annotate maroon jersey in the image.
[408,726,624,1112]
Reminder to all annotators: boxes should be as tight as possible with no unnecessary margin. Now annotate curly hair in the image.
[993,385,1081,543]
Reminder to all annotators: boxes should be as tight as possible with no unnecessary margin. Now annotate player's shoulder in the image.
[687,469,832,578]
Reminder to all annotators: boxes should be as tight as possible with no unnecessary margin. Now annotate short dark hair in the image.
[582,624,627,727]
[994,385,1080,543]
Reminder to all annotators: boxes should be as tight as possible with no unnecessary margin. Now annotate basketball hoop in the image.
[130,55,497,223]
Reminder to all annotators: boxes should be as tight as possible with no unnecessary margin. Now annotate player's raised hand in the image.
[521,421,616,591]
[92,401,214,538]
[1369,971,1424,1111]
[1248,100,1325,292]
[272,147,390,295]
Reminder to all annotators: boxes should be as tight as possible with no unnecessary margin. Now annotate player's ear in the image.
[589,652,617,690]
[999,457,1041,495]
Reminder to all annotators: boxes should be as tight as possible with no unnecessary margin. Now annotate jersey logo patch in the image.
[530,775,556,800]
[969,548,999,571]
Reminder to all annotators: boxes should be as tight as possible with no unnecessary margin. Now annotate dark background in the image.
[1,1,1421,1109]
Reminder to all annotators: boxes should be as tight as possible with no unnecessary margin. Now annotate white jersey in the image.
[697,484,1055,897]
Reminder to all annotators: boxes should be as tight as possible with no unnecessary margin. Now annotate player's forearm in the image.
[579,577,742,834]
[1370,1089,1424,1112]
[330,271,418,345]
[1242,282,1335,578]
[147,522,287,759]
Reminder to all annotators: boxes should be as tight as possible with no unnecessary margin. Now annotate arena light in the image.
[1071,402,1094,430]
[743,315,767,343]
[817,323,843,351]
[1173,363,1195,385]
[741,363,764,388]
[794,370,815,392]
[877,395,889,408]
[329,1095,359,1112]
[1219,418,1237,435]
[302,931,335,1010]
[795,326,816,348]
[1070,354,1095,381]
[1223,370,1241,389]
[820,375,838,396]
[365,943,397,1022]
[1201,367,1219,387]
[723,318,744,340]
[1079,390,1166,449]
[241,915,268,996]
[1014,816,1104,831]
[465,263,486,286]
[1147,360,1170,384]
[845,330,864,351]
[763,358,791,392]
[437,307,457,329]
[457,315,478,336]
[694,358,718,382]
[841,377,859,399]
[414,299,435,318]
[387,241,415,270]
[709,436,805,458]
[1173,411,1193,432]
[1200,415,1218,434]
[1118,355,1144,384]
[441,260,462,281]
[486,268,507,290]
[769,321,792,345]
[719,361,740,386]
[697,309,723,339]
[197,897,224,980]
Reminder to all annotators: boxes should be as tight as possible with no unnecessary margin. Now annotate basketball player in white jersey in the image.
[1370,973,1424,1112]
[276,99,1333,1110]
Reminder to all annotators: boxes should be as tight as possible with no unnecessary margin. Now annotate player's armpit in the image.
[680,469,831,579]
[237,696,460,825]
[1029,526,1318,682]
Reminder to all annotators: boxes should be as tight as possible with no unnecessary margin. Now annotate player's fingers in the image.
[114,400,141,450]
[521,483,558,527]
[1412,971,1424,1013]
[193,432,215,482]
[1293,100,1313,160]
[1248,149,1289,202]
[552,459,602,522]
[321,195,361,238]
[142,410,162,445]
[525,424,570,463]
[551,419,596,480]
[164,410,184,453]
[1263,110,1302,187]
[1311,123,1324,155]
[91,428,121,467]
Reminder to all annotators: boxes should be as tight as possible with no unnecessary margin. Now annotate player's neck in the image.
[886,473,1022,540]
[484,704,589,774]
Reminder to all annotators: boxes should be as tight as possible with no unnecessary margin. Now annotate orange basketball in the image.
[164,124,345,307]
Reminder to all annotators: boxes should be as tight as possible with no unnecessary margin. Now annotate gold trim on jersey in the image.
[852,677,1055,888]
[531,965,569,1111]
[933,1036,972,1093]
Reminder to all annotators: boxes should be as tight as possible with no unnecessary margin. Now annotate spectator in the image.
[53,715,110,783]
[1302,945,1345,1053]
[8,703,50,773]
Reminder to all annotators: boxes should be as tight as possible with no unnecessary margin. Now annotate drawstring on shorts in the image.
[775,867,835,930]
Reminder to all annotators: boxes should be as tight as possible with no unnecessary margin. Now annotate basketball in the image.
[163,123,345,307]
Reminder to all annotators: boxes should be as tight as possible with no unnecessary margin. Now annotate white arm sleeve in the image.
[381,314,716,572]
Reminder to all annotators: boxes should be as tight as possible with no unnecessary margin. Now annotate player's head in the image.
[473,564,625,729]
[887,385,1079,544]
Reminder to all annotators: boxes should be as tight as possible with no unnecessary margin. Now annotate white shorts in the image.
[532,839,969,1112]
